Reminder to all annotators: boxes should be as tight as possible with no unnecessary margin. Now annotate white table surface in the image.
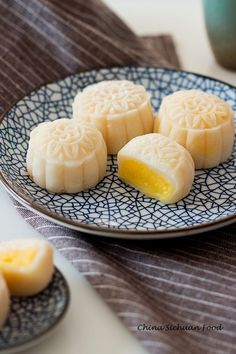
[0,1,236,353]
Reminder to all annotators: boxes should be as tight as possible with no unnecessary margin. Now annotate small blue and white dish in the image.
[0,66,235,239]
[0,268,70,354]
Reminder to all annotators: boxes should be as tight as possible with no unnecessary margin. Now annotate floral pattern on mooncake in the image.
[73,80,154,154]
[26,119,107,193]
[30,119,101,161]
[160,90,233,129]
[155,90,235,168]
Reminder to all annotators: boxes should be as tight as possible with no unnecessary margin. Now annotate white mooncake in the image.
[118,133,194,204]
[0,239,54,296]
[27,119,107,193]
[72,80,154,154]
[154,90,235,169]
[0,273,10,329]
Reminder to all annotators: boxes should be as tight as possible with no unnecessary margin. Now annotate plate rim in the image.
[0,66,236,239]
[0,267,70,353]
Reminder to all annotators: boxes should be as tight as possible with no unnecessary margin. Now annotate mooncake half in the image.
[0,239,54,296]
[154,90,235,169]
[0,273,9,329]
[27,119,107,193]
[72,80,154,154]
[118,133,194,204]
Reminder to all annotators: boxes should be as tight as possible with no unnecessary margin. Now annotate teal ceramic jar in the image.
[203,0,236,70]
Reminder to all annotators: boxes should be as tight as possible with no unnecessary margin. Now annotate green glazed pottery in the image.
[203,0,236,70]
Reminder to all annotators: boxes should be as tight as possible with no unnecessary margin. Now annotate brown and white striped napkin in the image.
[0,1,235,353]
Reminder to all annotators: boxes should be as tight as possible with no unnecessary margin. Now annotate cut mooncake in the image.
[118,133,194,204]
[27,118,107,193]
[0,272,10,329]
[154,90,235,169]
[0,239,54,296]
[72,80,154,154]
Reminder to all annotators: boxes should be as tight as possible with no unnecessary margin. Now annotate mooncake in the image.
[0,273,9,329]
[0,239,54,296]
[72,80,154,154]
[154,90,235,169]
[118,133,194,204]
[27,119,107,193]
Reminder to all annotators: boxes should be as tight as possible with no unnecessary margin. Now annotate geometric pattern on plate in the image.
[118,133,194,203]
[154,89,235,169]
[0,67,236,232]
[73,80,154,154]
[27,119,107,193]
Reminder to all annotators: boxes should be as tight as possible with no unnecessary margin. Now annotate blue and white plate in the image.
[0,268,70,354]
[0,67,235,239]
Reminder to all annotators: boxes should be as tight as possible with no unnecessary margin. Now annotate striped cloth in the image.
[14,204,236,354]
[0,0,235,353]
[0,0,178,114]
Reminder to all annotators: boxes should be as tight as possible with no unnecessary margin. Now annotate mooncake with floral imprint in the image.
[27,119,107,193]
[0,239,54,296]
[0,272,9,329]
[72,80,154,154]
[154,90,235,169]
[118,133,194,204]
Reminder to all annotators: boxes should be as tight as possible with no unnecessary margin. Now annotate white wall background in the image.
[104,0,236,85]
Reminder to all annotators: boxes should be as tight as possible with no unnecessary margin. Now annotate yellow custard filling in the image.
[118,158,173,202]
[0,248,37,269]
